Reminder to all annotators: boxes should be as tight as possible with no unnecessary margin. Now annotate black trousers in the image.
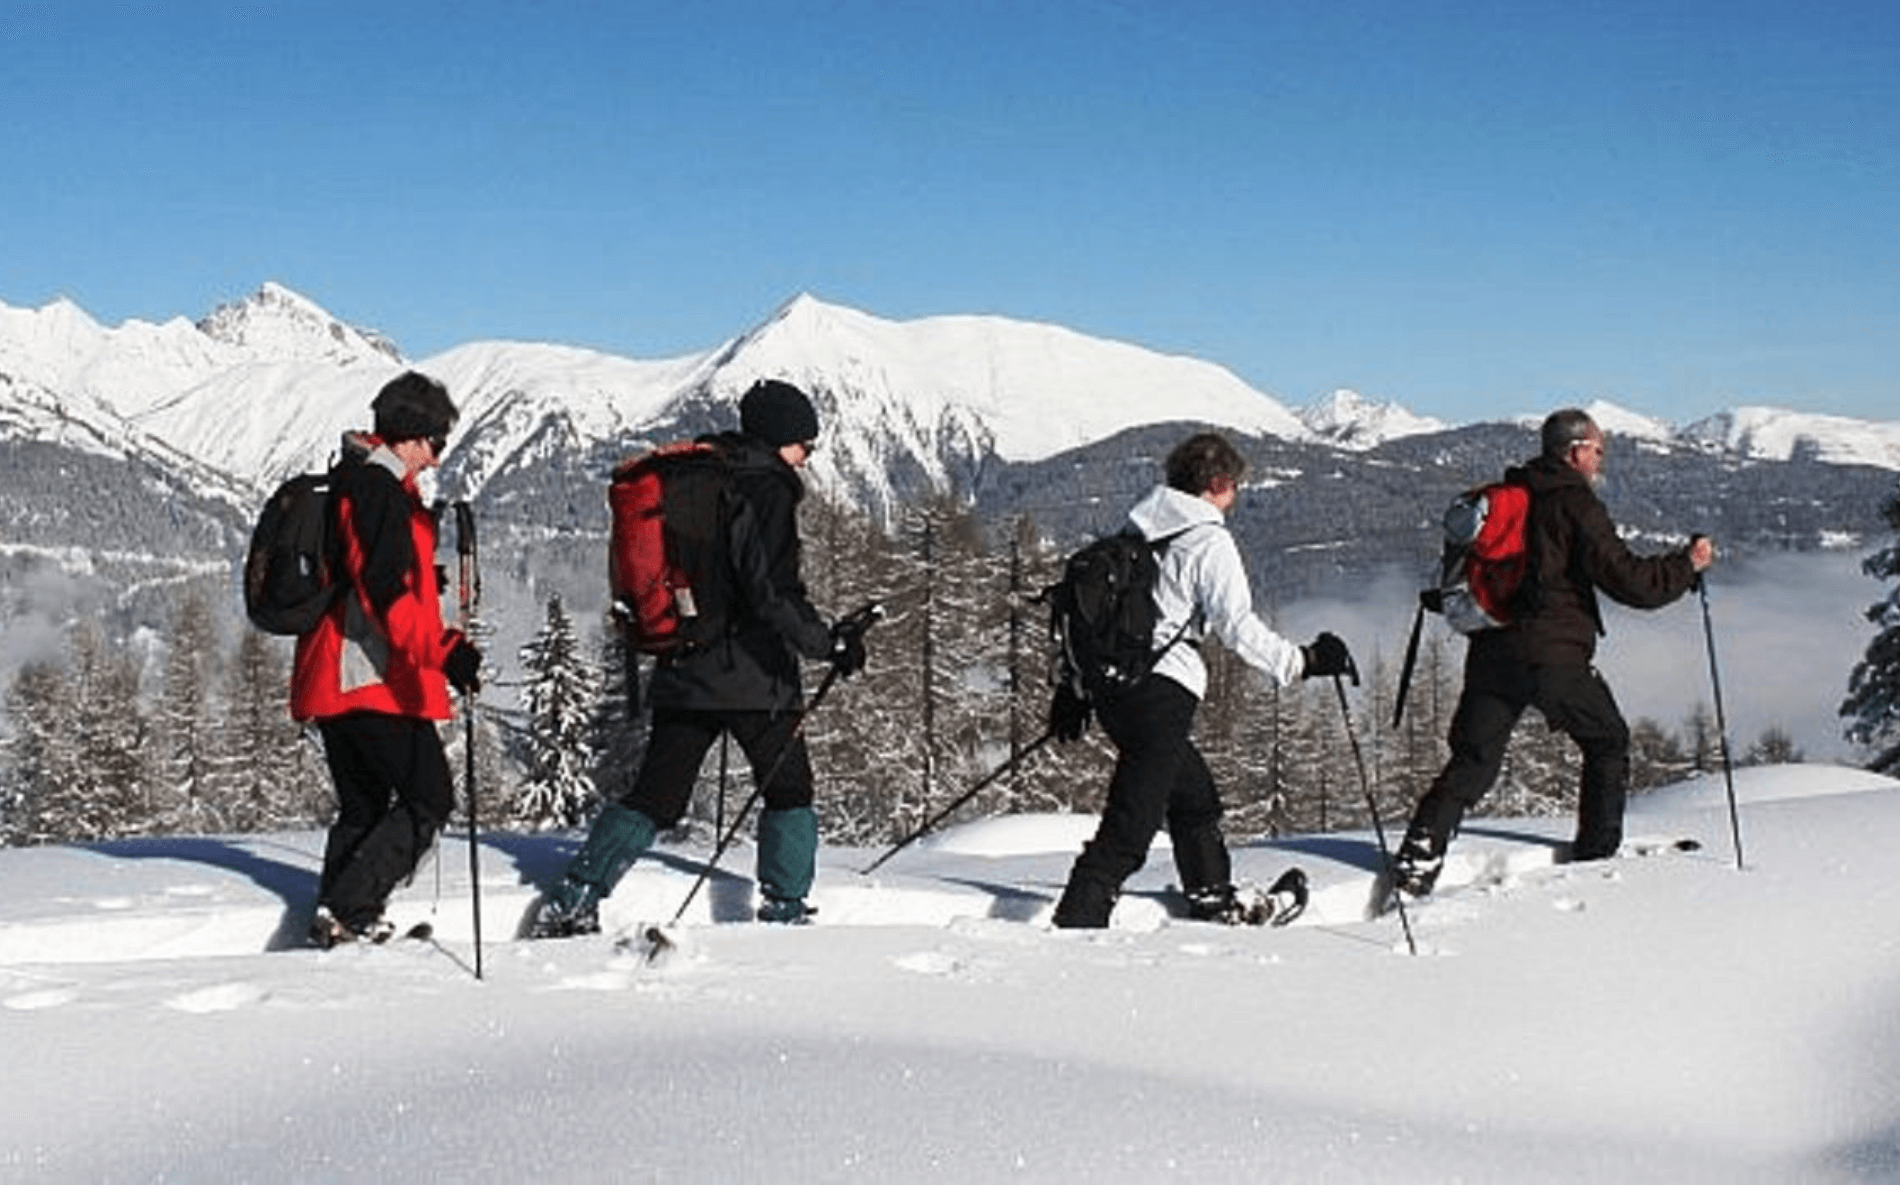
[1405,639,1633,861]
[1058,677,1231,924]
[317,714,456,928]
[620,706,815,826]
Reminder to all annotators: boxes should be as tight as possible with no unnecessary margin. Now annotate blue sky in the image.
[5,1,1895,426]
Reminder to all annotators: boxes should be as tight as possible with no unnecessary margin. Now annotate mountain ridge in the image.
[7,283,1897,510]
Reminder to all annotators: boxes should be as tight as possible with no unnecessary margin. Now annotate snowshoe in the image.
[756,894,816,924]
[1251,867,1309,927]
[308,908,394,949]
[526,887,602,940]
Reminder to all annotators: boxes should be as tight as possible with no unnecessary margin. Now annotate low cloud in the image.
[1274,550,1885,763]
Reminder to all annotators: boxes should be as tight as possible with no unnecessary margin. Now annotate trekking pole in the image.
[861,728,1058,876]
[664,601,883,926]
[1331,670,1417,956]
[1696,576,1745,871]
[453,500,485,980]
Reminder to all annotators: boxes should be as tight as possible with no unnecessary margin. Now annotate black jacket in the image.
[1505,454,1698,668]
[645,432,834,712]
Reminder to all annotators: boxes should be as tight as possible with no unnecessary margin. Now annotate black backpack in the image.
[243,469,342,636]
[607,439,742,656]
[1047,527,1190,700]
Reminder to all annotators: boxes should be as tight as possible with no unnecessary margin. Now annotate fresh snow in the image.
[4,762,1899,1182]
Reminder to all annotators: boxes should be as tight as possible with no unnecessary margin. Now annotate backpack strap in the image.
[1132,525,1199,683]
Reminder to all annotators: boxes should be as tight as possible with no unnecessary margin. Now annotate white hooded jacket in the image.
[1125,484,1305,699]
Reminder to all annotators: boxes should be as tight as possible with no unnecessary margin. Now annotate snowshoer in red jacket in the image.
[293,371,483,947]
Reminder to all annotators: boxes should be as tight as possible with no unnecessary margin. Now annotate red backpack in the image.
[1427,481,1532,633]
[1392,481,1531,727]
[608,440,741,656]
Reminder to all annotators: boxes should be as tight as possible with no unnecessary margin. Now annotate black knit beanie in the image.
[372,371,458,443]
[739,379,820,448]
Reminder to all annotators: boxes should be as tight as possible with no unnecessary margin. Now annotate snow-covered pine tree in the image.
[1842,482,1900,774]
[590,615,645,807]
[516,593,600,830]
[218,631,328,830]
[3,660,73,844]
[157,586,223,834]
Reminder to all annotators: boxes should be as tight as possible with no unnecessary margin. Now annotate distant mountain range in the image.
[2,282,1895,671]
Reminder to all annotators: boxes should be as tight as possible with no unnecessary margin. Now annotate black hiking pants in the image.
[1405,639,1633,863]
[620,706,816,826]
[1055,676,1231,927]
[317,713,455,930]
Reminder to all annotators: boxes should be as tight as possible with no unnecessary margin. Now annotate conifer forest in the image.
[5,475,1858,851]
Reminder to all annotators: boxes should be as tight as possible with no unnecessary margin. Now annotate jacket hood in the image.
[1126,484,1224,541]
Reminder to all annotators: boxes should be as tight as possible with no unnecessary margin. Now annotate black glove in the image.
[444,634,483,695]
[1301,631,1357,684]
[1049,682,1091,743]
[829,619,868,679]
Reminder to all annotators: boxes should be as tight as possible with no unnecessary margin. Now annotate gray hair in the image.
[1540,408,1599,460]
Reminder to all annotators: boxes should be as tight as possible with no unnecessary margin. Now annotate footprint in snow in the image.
[165,981,270,1013]
[893,950,963,976]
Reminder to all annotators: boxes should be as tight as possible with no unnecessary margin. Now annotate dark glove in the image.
[1049,682,1090,743]
[444,634,483,695]
[1300,631,1357,685]
[829,620,868,679]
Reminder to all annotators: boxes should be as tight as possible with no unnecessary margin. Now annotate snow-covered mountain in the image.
[2,285,1323,517]
[1682,405,1900,470]
[1298,388,1446,449]
[5,284,1898,512]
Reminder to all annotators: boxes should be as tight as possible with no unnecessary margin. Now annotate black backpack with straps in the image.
[1046,527,1191,701]
[243,467,342,636]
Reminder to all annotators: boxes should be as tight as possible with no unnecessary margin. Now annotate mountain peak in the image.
[196,282,402,365]
[1299,388,1445,450]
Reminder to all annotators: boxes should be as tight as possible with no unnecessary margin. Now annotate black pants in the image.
[621,706,815,826]
[317,714,455,929]
[1057,677,1231,926]
[1405,641,1633,862]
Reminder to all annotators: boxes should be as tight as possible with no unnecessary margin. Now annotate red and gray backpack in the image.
[608,440,742,657]
[1392,480,1532,725]
[1427,480,1532,634]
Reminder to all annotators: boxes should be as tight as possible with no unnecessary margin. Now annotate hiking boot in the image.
[1390,834,1443,898]
[756,894,816,925]
[308,907,354,950]
[527,881,602,939]
[1184,883,1247,925]
[308,907,391,949]
[1052,874,1118,929]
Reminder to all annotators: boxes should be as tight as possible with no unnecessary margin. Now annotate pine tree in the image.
[590,618,646,808]
[516,593,600,829]
[1842,482,1900,774]
[3,660,73,844]
[157,586,223,833]
[218,631,328,831]
[1744,725,1803,766]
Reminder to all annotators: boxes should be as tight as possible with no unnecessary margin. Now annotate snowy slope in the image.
[1684,404,1900,469]
[2,763,1898,1181]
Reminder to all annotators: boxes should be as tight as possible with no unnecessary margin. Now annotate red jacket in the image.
[291,437,457,722]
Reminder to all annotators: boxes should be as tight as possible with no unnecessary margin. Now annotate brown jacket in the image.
[1506,454,1699,668]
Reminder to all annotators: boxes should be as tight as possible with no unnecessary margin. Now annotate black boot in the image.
[1053,874,1119,928]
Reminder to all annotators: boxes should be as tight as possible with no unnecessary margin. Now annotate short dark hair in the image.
[372,371,458,444]
[1164,431,1247,496]
[1541,408,1599,460]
